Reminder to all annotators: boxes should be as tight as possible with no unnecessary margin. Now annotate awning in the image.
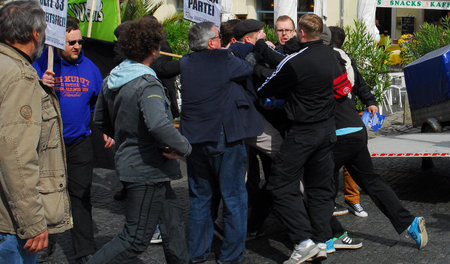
[274,0,297,27]
[314,0,328,24]
[358,0,379,40]
[221,0,234,22]
[377,0,450,10]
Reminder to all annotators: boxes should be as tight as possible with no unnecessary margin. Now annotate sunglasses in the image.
[67,39,85,46]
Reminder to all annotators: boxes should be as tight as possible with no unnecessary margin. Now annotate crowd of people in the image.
[0,1,428,264]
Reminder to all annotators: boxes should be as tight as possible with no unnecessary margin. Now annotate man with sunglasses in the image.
[33,16,106,264]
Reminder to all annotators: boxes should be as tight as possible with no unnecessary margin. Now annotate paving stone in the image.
[41,112,450,264]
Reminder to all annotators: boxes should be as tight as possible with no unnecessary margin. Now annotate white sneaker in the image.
[150,232,162,244]
[283,239,320,264]
[346,202,368,218]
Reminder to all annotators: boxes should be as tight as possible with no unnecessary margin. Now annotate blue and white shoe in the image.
[408,217,428,249]
[326,238,336,253]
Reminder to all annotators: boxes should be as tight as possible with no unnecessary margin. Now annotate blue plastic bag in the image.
[361,111,386,132]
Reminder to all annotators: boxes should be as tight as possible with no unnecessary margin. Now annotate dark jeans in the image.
[87,181,189,264]
[268,120,336,244]
[331,129,414,236]
[187,132,247,264]
[66,136,95,259]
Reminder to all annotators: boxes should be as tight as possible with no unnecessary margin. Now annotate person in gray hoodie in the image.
[88,17,192,264]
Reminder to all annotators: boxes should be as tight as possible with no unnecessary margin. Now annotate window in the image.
[177,0,183,11]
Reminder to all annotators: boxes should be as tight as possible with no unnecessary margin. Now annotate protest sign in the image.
[68,0,119,41]
[40,0,68,50]
[184,0,221,28]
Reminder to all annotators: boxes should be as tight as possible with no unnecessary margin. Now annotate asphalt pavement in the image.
[42,112,450,264]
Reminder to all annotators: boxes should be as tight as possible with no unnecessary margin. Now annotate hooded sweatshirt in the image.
[33,48,102,144]
[94,59,191,183]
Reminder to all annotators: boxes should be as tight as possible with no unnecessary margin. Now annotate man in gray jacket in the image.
[0,1,72,263]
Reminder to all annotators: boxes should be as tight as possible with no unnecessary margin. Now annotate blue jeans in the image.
[187,132,248,264]
[0,233,37,264]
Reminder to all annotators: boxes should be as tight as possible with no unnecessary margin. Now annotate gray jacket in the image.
[94,60,191,183]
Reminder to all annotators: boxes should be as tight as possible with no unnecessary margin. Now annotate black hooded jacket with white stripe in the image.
[257,40,351,124]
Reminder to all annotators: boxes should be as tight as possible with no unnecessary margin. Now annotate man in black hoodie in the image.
[326,26,428,253]
[258,14,351,264]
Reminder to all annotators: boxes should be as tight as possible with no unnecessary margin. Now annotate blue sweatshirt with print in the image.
[33,48,102,144]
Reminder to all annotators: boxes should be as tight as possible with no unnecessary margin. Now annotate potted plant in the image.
[342,19,392,111]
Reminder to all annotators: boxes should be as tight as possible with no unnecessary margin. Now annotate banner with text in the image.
[68,0,119,42]
[40,0,68,49]
[377,0,450,10]
[184,0,221,28]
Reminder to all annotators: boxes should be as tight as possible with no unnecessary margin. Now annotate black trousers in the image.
[66,136,95,259]
[87,181,189,264]
[330,129,414,237]
[246,148,272,234]
[268,120,336,244]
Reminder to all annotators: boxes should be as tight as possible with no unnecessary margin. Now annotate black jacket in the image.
[258,40,344,124]
[180,49,263,144]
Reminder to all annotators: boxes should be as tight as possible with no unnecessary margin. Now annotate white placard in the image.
[40,0,68,50]
[184,0,221,29]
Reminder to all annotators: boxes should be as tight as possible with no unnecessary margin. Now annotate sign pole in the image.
[87,0,97,38]
[47,46,54,72]
[117,0,121,25]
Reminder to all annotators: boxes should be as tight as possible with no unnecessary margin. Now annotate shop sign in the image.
[377,0,450,10]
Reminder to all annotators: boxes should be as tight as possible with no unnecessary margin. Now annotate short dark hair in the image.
[66,16,80,33]
[118,16,165,62]
[275,15,295,29]
[297,14,323,40]
[329,26,346,49]
[0,0,46,44]
[220,19,240,47]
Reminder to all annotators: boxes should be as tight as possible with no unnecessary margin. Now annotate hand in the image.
[256,30,266,41]
[367,105,379,117]
[42,70,55,87]
[24,230,48,253]
[103,134,115,148]
[265,41,275,49]
[162,147,181,159]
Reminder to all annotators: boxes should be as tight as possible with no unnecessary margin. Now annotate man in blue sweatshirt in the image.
[33,16,111,264]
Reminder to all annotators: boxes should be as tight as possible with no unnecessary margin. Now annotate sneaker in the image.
[150,231,162,244]
[326,238,336,253]
[333,231,363,249]
[283,239,320,264]
[408,216,428,249]
[306,242,327,262]
[346,201,368,218]
[333,204,349,216]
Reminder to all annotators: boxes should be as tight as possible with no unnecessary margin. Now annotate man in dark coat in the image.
[180,22,263,264]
